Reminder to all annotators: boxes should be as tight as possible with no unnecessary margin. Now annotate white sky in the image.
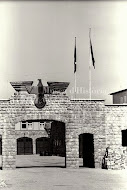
[0,1,127,103]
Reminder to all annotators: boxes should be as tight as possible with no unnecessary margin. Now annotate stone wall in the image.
[0,90,127,170]
[104,105,127,169]
[69,100,106,168]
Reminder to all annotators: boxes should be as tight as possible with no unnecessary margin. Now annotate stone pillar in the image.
[94,134,106,169]
[66,123,79,168]
[2,124,16,170]
[33,138,36,154]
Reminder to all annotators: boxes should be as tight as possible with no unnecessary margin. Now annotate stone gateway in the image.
[0,80,127,170]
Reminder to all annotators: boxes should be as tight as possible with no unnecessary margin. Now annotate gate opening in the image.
[79,133,95,168]
[16,120,66,168]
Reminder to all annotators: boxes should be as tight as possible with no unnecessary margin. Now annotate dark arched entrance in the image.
[17,137,33,155]
[79,133,95,168]
[36,137,51,155]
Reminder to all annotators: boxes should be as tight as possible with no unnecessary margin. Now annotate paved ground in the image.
[0,155,127,190]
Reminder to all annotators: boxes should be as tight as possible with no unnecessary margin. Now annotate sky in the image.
[0,0,127,104]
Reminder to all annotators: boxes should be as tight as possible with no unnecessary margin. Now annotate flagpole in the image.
[74,71,76,99]
[89,28,92,101]
[74,37,77,99]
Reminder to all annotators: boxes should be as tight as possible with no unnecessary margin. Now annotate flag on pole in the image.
[74,37,77,73]
[90,38,95,69]
[89,28,95,101]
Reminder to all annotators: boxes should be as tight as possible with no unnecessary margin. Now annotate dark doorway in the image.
[122,129,127,166]
[17,137,33,155]
[36,137,51,155]
[79,133,95,168]
[122,129,127,146]
[0,137,2,155]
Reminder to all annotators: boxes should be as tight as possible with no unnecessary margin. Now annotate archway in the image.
[79,133,95,168]
[16,120,66,168]
[17,137,33,155]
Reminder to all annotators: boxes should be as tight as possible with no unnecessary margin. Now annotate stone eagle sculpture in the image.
[26,79,46,109]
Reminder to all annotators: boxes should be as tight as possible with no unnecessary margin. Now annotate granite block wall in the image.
[0,91,127,170]
[104,105,127,169]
